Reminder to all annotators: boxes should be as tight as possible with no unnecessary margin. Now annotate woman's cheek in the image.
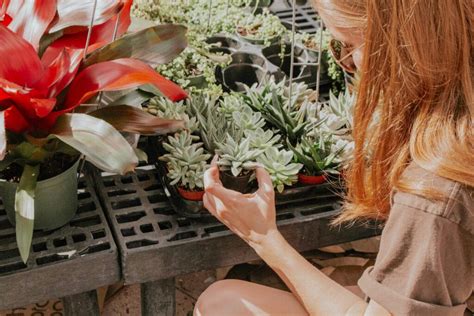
[353,48,364,71]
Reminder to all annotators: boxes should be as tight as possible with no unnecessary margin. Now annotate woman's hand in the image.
[203,156,279,253]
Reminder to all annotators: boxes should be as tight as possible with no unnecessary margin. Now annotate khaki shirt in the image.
[358,163,473,316]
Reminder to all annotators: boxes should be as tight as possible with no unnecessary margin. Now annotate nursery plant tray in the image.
[92,163,380,284]
[0,170,120,310]
[272,5,321,34]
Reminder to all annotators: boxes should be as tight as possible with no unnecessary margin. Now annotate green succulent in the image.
[257,147,302,193]
[244,128,282,150]
[288,132,343,176]
[146,96,199,132]
[324,89,355,134]
[187,92,241,153]
[217,134,263,177]
[219,93,248,119]
[160,131,211,190]
[232,106,266,131]
[244,86,308,146]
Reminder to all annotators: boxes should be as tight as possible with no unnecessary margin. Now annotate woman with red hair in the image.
[195,0,473,315]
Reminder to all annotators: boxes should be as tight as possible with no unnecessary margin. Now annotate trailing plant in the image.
[160,132,211,190]
[236,9,287,46]
[216,134,263,177]
[0,1,188,262]
[256,147,302,193]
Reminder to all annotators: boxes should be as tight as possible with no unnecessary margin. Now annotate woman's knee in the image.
[194,279,248,316]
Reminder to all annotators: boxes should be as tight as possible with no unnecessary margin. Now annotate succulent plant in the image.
[219,93,249,119]
[160,131,211,190]
[257,147,303,193]
[232,105,266,131]
[217,134,263,177]
[187,92,242,153]
[323,89,355,134]
[244,128,282,150]
[288,132,343,176]
[245,86,308,145]
[146,96,199,132]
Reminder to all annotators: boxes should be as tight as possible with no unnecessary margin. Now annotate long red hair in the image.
[314,0,474,222]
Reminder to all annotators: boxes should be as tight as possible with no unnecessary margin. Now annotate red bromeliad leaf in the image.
[7,0,57,50]
[0,25,43,88]
[4,106,28,133]
[63,58,187,110]
[49,0,122,33]
[43,0,132,59]
[0,0,10,26]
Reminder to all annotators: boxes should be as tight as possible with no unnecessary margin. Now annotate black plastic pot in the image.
[220,171,252,193]
[222,64,268,92]
[231,52,266,67]
[206,36,242,51]
[262,42,306,77]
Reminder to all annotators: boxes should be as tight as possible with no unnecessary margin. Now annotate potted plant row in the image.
[147,77,355,218]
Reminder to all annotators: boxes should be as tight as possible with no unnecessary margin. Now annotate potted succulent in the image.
[0,1,187,262]
[216,134,263,193]
[256,147,302,193]
[160,132,211,201]
[236,9,287,46]
[288,134,343,185]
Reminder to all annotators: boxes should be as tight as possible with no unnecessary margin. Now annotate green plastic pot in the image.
[0,159,80,231]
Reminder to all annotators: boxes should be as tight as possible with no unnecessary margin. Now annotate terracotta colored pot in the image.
[177,187,205,201]
[298,173,326,185]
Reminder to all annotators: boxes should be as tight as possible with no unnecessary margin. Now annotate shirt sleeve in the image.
[358,189,473,316]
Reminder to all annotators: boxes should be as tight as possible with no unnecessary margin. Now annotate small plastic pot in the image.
[177,187,205,201]
[220,171,252,193]
[298,173,326,185]
[236,28,280,46]
[231,52,266,67]
[206,36,242,51]
[222,64,267,92]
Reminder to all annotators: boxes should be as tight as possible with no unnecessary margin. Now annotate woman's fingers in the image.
[256,167,274,196]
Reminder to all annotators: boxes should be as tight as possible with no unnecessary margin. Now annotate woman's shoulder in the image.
[393,162,474,235]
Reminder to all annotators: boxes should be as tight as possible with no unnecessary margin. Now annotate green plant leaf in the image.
[51,114,138,174]
[89,105,185,135]
[134,148,148,163]
[15,164,40,264]
[108,89,155,107]
[83,24,188,68]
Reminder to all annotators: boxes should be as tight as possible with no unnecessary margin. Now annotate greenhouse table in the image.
[93,165,381,316]
[0,173,120,316]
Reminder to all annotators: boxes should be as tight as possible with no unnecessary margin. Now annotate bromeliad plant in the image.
[0,0,188,262]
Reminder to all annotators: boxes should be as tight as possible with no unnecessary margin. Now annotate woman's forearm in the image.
[256,230,369,316]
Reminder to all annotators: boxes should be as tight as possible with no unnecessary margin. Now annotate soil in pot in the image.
[0,154,80,231]
[177,187,205,201]
[298,173,326,185]
[220,171,252,193]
